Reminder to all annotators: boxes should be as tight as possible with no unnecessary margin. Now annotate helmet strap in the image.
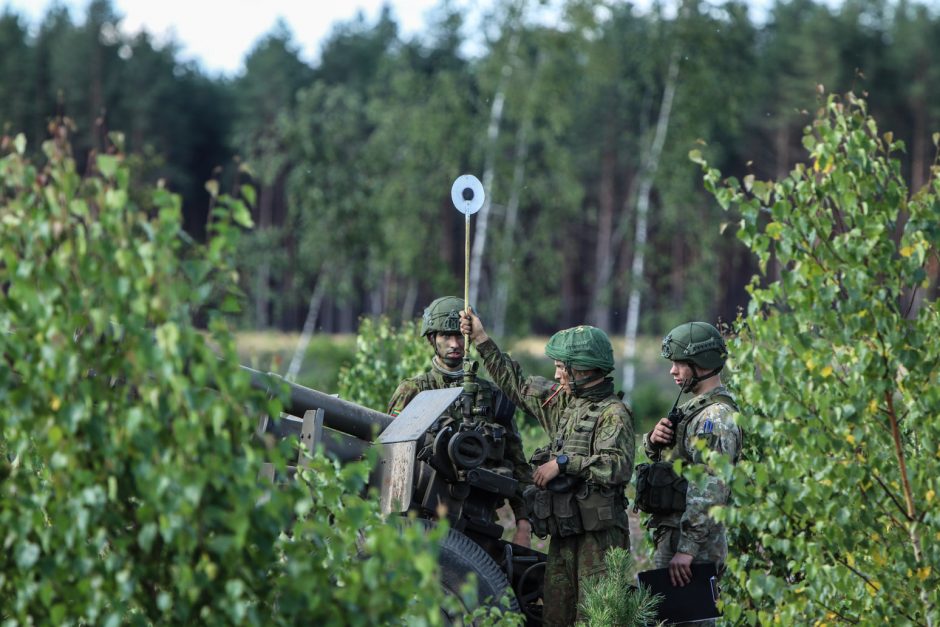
[567,364,606,396]
[684,365,722,393]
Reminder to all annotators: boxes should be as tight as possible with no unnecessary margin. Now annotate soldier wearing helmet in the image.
[460,310,634,627]
[387,297,533,546]
[643,322,742,611]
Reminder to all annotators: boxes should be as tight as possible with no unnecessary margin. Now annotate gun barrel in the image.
[241,365,393,441]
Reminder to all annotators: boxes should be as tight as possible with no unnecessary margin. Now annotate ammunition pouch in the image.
[576,483,621,532]
[524,485,552,538]
[551,490,584,538]
[524,480,623,538]
[634,461,687,515]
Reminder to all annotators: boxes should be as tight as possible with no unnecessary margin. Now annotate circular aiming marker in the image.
[451,174,485,215]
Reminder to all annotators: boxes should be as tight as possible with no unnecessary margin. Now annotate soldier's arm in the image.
[643,431,665,461]
[503,413,533,520]
[676,404,741,555]
[476,338,556,433]
[566,405,635,488]
[386,380,420,417]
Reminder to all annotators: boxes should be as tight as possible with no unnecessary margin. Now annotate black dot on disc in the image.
[462,188,474,201]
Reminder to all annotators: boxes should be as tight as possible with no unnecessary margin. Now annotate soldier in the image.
[460,310,634,627]
[642,321,742,606]
[387,296,533,546]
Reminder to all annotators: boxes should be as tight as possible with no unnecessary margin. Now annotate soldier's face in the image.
[554,360,572,393]
[670,360,698,391]
[434,332,465,369]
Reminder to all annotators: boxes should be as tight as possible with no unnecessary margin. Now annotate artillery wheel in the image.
[516,561,546,623]
[439,528,520,624]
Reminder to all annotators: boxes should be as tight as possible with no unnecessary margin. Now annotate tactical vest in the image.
[674,389,739,463]
[634,389,739,515]
[526,396,627,538]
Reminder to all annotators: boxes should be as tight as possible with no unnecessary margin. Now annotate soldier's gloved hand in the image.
[459,308,489,345]
[512,519,532,548]
[649,417,676,446]
[669,552,694,587]
[533,459,560,488]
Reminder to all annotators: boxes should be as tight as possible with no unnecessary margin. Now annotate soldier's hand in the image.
[459,308,489,345]
[669,552,694,587]
[512,519,532,548]
[533,459,560,489]
[649,417,675,446]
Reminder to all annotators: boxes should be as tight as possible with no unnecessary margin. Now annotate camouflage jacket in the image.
[476,339,634,490]
[387,360,532,520]
[642,385,742,556]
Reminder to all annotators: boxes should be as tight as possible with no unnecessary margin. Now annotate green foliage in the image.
[698,93,940,623]
[577,547,662,626]
[459,583,525,627]
[336,316,429,410]
[0,127,442,623]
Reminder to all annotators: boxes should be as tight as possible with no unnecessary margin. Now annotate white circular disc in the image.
[451,174,485,215]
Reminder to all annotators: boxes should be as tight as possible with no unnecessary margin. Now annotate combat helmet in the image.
[545,326,615,374]
[421,296,465,337]
[661,321,727,371]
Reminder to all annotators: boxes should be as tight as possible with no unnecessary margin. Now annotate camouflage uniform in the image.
[643,385,741,625]
[387,361,532,522]
[476,338,634,627]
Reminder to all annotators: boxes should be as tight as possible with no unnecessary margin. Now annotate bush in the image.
[0,127,442,624]
[336,316,428,410]
[696,93,940,623]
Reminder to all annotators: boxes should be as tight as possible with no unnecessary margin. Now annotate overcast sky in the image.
[2,0,483,75]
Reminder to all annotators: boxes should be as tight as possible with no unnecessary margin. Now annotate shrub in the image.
[695,93,940,623]
[336,316,428,410]
[0,126,441,624]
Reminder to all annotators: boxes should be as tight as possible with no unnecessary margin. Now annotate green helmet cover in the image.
[661,321,727,370]
[421,296,465,336]
[545,326,615,374]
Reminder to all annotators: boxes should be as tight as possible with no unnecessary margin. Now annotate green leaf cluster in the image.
[698,93,940,624]
[336,316,429,411]
[0,127,443,623]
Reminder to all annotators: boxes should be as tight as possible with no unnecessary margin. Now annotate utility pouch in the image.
[577,485,619,532]
[634,461,688,515]
[552,490,584,537]
[525,485,553,538]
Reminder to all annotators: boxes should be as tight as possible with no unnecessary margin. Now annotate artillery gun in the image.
[243,364,548,624]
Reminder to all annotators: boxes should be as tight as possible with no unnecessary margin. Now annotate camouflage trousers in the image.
[542,527,629,627]
[652,525,727,627]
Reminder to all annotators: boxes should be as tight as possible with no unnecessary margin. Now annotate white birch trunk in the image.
[468,27,521,308]
[286,274,328,382]
[622,47,681,396]
[492,118,530,337]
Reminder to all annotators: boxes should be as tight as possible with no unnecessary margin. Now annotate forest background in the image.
[1,0,938,406]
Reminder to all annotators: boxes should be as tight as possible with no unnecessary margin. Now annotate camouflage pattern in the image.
[387,361,532,519]
[544,325,615,373]
[643,386,741,566]
[544,526,629,627]
[476,338,635,623]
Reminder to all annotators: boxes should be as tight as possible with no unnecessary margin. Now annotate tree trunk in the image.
[622,46,680,397]
[469,25,522,308]
[401,277,418,323]
[492,115,530,337]
[254,182,272,328]
[286,272,328,382]
[589,143,618,329]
